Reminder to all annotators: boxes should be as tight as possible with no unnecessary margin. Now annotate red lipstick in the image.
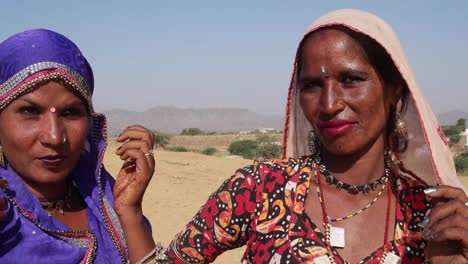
[320,120,355,136]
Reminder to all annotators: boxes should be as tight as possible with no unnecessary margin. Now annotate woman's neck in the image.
[320,138,387,186]
[20,177,69,201]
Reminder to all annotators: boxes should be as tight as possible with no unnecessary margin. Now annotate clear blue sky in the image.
[1,1,467,115]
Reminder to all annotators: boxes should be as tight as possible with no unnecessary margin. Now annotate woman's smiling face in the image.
[298,28,398,156]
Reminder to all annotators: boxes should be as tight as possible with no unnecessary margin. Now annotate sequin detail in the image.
[0,61,91,97]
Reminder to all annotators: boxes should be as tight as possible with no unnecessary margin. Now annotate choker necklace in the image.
[39,182,72,216]
[314,157,390,195]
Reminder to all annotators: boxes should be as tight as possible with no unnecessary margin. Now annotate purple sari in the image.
[0,29,130,263]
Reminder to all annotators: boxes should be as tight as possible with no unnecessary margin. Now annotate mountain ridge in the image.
[103,106,284,136]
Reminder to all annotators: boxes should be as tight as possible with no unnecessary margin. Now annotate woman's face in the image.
[0,81,89,184]
[298,29,397,156]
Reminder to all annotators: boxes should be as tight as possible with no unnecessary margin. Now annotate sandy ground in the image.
[104,141,250,263]
[104,139,468,264]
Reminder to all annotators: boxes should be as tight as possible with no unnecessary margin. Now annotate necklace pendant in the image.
[362,185,371,195]
[47,204,54,216]
[314,255,333,264]
[348,185,359,194]
[0,178,8,189]
[329,225,345,248]
[335,181,343,189]
[381,252,401,264]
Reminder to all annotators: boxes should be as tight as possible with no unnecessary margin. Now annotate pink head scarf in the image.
[282,9,466,192]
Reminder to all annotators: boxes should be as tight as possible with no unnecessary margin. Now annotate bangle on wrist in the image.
[133,242,168,264]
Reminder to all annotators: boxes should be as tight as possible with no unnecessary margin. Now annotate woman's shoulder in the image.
[237,156,311,173]
[233,156,312,187]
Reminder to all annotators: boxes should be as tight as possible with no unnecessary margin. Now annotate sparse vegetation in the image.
[255,134,282,159]
[455,151,468,175]
[153,131,172,149]
[227,134,283,159]
[228,140,259,159]
[180,128,204,136]
[167,146,189,152]
[256,144,282,159]
[442,118,466,145]
[201,147,217,156]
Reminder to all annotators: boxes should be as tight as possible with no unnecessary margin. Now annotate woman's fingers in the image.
[115,139,155,167]
[118,148,153,177]
[422,185,468,256]
[422,198,468,229]
[116,126,154,145]
[424,185,468,203]
[425,211,468,238]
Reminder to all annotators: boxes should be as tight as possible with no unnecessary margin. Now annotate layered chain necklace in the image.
[312,157,401,264]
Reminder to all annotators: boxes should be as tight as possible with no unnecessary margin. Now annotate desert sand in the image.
[104,140,249,263]
[103,139,468,264]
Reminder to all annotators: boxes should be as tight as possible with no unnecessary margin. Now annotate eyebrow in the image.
[297,76,321,84]
[18,98,40,107]
[17,98,86,108]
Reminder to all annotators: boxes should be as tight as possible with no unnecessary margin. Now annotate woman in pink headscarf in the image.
[160,9,468,263]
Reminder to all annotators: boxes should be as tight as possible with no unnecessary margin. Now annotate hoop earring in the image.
[308,130,321,158]
[0,145,6,168]
[392,100,408,152]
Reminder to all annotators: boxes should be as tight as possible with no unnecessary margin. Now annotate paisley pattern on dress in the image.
[166,156,430,263]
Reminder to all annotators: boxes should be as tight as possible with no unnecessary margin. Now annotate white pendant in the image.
[383,252,401,264]
[314,255,332,264]
[330,226,345,248]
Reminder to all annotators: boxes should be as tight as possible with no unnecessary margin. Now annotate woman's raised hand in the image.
[113,125,155,217]
[423,185,468,263]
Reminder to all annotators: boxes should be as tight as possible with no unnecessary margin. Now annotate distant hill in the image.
[437,110,468,125]
[103,106,283,136]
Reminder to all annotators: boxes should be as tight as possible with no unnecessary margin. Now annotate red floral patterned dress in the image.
[166,156,430,263]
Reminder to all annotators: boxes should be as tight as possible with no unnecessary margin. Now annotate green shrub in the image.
[256,144,282,159]
[455,155,468,174]
[181,128,204,136]
[153,131,172,149]
[167,146,189,152]
[201,147,217,156]
[228,140,258,159]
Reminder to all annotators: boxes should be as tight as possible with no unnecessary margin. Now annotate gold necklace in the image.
[39,182,72,216]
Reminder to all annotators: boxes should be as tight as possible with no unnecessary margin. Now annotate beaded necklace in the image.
[313,161,398,264]
[38,181,72,216]
[315,165,390,222]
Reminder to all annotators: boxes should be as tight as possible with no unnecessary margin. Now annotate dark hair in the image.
[296,25,409,153]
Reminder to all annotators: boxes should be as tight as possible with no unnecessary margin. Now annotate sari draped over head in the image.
[282,9,466,192]
[0,29,129,263]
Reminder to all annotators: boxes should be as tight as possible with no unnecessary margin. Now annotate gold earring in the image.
[0,145,5,168]
[308,130,321,158]
[392,99,408,152]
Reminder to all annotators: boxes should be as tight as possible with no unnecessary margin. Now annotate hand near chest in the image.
[422,185,468,263]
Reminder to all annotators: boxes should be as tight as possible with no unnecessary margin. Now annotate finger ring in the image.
[145,149,154,157]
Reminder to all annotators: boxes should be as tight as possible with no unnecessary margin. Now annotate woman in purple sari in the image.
[0,29,158,263]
